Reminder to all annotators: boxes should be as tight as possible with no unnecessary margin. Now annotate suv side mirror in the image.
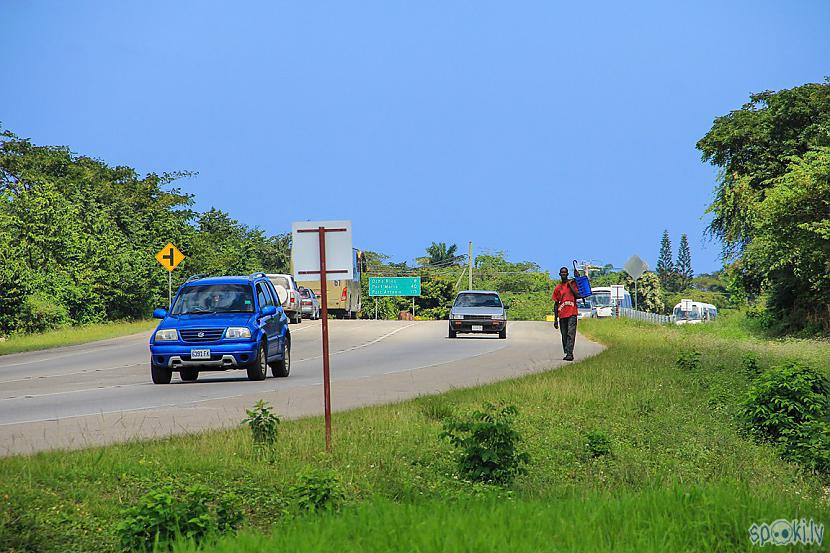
[261,305,277,317]
[153,308,168,319]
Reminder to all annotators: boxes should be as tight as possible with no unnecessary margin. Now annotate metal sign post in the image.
[155,242,185,309]
[623,255,649,312]
[292,221,353,452]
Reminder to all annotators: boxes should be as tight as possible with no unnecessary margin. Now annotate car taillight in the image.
[341,287,347,301]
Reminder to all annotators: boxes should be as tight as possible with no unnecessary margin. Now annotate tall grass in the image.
[175,485,822,553]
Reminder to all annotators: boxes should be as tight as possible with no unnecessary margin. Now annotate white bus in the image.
[673,300,718,325]
[590,286,632,318]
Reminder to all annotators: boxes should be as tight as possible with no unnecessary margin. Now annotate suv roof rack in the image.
[185,274,209,283]
[249,272,267,280]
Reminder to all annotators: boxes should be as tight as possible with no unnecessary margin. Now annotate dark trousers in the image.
[559,315,577,356]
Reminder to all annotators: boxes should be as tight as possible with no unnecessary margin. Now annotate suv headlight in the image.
[492,314,505,320]
[154,329,178,341]
[451,313,464,320]
[225,327,252,339]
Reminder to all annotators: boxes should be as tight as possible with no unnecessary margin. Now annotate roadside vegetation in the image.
[2,316,828,551]
[0,128,291,338]
[0,319,156,356]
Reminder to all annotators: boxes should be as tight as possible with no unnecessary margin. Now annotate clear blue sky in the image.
[3,1,829,274]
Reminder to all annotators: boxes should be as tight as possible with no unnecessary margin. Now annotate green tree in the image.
[676,234,693,291]
[0,128,290,334]
[696,81,830,332]
[622,272,665,313]
[656,229,675,290]
[418,242,465,268]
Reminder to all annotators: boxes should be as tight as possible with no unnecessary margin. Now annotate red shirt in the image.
[553,281,578,319]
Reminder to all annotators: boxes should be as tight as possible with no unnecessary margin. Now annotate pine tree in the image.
[676,234,693,291]
[656,230,675,290]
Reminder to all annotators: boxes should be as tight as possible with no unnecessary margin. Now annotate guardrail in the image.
[619,307,675,325]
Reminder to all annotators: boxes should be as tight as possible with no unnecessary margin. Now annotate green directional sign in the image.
[369,277,421,297]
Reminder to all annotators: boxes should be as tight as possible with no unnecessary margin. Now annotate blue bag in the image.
[572,260,592,298]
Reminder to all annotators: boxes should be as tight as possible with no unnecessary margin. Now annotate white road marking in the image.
[0,323,418,421]
[297,322,417,361]
[0,363,145,385]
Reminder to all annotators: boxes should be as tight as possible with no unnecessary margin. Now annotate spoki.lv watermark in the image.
[749,519,824,546]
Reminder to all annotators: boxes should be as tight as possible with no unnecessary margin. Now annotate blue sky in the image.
[3,1,829,274]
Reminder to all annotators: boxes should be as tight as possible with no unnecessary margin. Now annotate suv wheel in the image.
[180,369,199,382]
[247,343,268,381]
[151,362,172,384]
[270,338,291,377]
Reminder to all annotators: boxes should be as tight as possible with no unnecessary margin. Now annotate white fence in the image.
[619,307,675,325]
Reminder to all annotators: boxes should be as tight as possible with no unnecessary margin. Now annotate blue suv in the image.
[149,273,291,384]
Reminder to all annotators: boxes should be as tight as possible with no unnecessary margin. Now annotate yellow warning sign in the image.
[155,243,185,272]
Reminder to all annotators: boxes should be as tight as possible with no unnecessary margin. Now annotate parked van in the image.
[673,300,718,325]
[590,286,632,318]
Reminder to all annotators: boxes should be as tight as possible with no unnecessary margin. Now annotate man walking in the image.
[553,266,580,361]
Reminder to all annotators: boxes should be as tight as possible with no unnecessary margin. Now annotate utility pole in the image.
[468,241,473,290]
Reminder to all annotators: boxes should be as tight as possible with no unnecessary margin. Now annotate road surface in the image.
[0,320,603,456]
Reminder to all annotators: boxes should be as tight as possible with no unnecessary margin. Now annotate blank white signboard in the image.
[292,220,354,281]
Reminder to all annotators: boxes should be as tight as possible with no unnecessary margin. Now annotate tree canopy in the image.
[696,81,830,332]
[0,129,290,334]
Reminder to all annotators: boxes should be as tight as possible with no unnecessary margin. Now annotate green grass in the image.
[1,317,828,552]
[173,487,822,553]
[0,319,157,356]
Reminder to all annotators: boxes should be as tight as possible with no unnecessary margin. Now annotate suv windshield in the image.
[454,293,502,308]
[171,284,254,315]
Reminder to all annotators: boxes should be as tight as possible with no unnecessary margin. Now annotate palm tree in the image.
[417,242,465,267]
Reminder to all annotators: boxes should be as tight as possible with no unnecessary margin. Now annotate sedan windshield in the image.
[454,293,502,308]
[172,284,254,315]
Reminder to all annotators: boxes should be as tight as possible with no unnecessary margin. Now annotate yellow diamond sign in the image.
[155,243,185,272]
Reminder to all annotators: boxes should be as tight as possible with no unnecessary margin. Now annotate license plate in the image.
[472,325,483,331]
[190,349,210,360]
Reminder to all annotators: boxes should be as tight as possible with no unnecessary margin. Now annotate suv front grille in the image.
[463,315,493,320]
[180,328,225,342]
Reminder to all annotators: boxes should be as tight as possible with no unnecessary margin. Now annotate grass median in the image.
[0,320,157,356]
[1,316,828,551]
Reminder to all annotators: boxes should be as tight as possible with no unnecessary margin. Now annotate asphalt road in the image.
[0,320,603,456]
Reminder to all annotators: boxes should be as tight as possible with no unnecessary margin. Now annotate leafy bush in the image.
[241,400,280,449]
[289,468,346,514]
[675,350,702,371]
[441,402,530,485]
[116,483,242,551]
[584,430,613,459]
[17,292,70,334]
[741,352,761,379]
[741,360,830,473]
